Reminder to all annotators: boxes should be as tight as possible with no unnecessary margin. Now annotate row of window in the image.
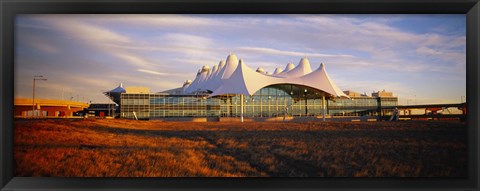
[120,93,397,119]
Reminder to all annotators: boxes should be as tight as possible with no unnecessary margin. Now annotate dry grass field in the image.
[14,119,467,177]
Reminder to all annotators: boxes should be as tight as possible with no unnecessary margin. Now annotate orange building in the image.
[14,98,89,117]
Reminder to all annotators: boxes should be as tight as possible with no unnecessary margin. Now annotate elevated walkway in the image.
[14,98,89,117]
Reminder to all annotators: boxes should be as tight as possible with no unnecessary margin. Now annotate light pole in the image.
[354,100,358,116]
[32,75,47,117]
[101,90,113,117]
[234,101,237,116]
[276,94,279,117]
[268,96,271,117]
[106,91,111,117]
[203,96,207,117]
[304,89,308,116]
[252,98,255,117]
[290,91,294,116]
[407,99,412,106]
[240,95,244,122]
[352,98,356,116]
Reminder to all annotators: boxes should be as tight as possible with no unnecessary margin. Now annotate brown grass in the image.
[14,119,467,177]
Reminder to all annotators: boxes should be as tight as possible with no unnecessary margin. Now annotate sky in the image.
[14,14,466,105]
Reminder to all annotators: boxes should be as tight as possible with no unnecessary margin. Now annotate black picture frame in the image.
[1,0,479,190]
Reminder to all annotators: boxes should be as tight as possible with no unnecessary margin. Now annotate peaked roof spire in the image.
[275,57,312,77]
[185,54,348,98]
[209,56,348,98]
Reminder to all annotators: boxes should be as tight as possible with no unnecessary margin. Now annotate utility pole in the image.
[108,91,111,117]
[101,90,112,117]
[304,89,308,116]
[240,94,244,122]
[322,96,326,121]
[353,98,357,116]
[32,75,47,117]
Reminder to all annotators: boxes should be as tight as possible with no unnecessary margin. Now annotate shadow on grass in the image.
[63,124,467,177]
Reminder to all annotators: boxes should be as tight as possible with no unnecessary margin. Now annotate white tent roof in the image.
[108,82,126,93]
[295,63,347,98]
[208,64,218,80]
[274,57,312,78]
[184,69,202,93]
[104,83,126,105]
[204,59,228,92]
[196,66,211,91]
[283,63,295,73]
[210,59,276,96]
[273,67,283,74]
[184,54,348,98]
[256,67,265,74]
[221,54,239,79]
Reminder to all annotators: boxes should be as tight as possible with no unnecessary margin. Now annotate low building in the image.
[372,89,394,97]
[343,90,362,97]
[82,103,117,117]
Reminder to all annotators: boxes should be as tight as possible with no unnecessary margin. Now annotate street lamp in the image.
[276,94,280,117]
[101,90,112,117]
[102,90,117,117]
[290,91,293,116]
[234,101,237,116]
[304,89,308,116]
[407,99,412,106]
[352,98,357,116]
[268,96,271,117]
[33,75,47,117]
[203,96,207,117]
[107,91,111,117]
[252,98,255,117]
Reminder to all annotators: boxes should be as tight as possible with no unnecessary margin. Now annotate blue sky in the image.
[15,14,466,104]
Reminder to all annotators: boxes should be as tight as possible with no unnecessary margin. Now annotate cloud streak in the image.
[32,15,130,44]
[237,46,354,59]
[137,69,169,76]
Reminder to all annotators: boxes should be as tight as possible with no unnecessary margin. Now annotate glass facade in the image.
[120,94,150,119]
[120,85,398,119]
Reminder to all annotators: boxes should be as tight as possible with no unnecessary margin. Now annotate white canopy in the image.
[184,54,348,98]
[273,67,283,74]
[274,57,312,78]
[203,60,225,92]
[284,63,295,73]
[108,82,126,93]
[184,69,202,93]
[104,83,126,105]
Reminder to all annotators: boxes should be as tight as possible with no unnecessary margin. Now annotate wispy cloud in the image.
[22,35,59,53]
[115,53,156,68]
[95,14,224,28]
[137,69,169,76]
[237,47,354,58]
[32,15,130,44]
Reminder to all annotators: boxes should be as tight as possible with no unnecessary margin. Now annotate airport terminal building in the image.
[105,54,397,120]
